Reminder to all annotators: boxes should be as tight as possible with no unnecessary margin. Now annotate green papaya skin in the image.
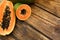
[9,0,34,4]
[14,3,22,11]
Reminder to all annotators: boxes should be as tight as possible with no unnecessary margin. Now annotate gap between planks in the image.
[31,5,60,25]
[35,0,60,18]
[26,5,60,40]
[12,19,50,40]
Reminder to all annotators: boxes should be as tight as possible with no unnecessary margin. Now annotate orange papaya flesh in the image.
[15,3,31,20]
[0,0,7,23]
[0,1,15,36]
[0,0,6,5]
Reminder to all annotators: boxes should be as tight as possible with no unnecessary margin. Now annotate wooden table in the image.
[0,0,60,40]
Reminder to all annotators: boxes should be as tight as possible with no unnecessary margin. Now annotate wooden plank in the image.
[3,36,15,40]
[12,19,49,40]
[0,19,49,40]
[0,35,15,40]
[53,0,60,3]
[26,5,60,40]
[35,0,60,17]
[31,5,60,25]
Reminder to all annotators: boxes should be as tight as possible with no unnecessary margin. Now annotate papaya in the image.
[0,0,6,6]
[9,0,34,4]
[14,3,31,20]
[0,0,6,4]
[0,1,15,36]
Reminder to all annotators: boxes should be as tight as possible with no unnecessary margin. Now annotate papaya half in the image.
[9,0,34,4]
[0,0,6,7]
[14,3,31,20]
[0,0,6,4]
[0,1,15,36]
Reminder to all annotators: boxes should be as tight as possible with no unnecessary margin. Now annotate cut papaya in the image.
[9,0,34,4]
[14,3,31,20]
[0,0,6,5]
[0,1,15,36]
[0,0,6,8]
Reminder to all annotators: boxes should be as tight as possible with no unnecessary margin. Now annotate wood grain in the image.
[12,19,49,40]
[0,0,60,40]
[31,5,60,25]
[0,35,15,40]
[35,0,60,17]
[0,19,49,40]
[26,5,60,40]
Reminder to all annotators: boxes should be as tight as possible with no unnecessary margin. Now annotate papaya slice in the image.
[14,3,31,20]
[0,1,15,36]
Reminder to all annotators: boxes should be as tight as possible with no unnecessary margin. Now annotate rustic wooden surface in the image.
[0,0,60,40]
[35,0,60,17]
